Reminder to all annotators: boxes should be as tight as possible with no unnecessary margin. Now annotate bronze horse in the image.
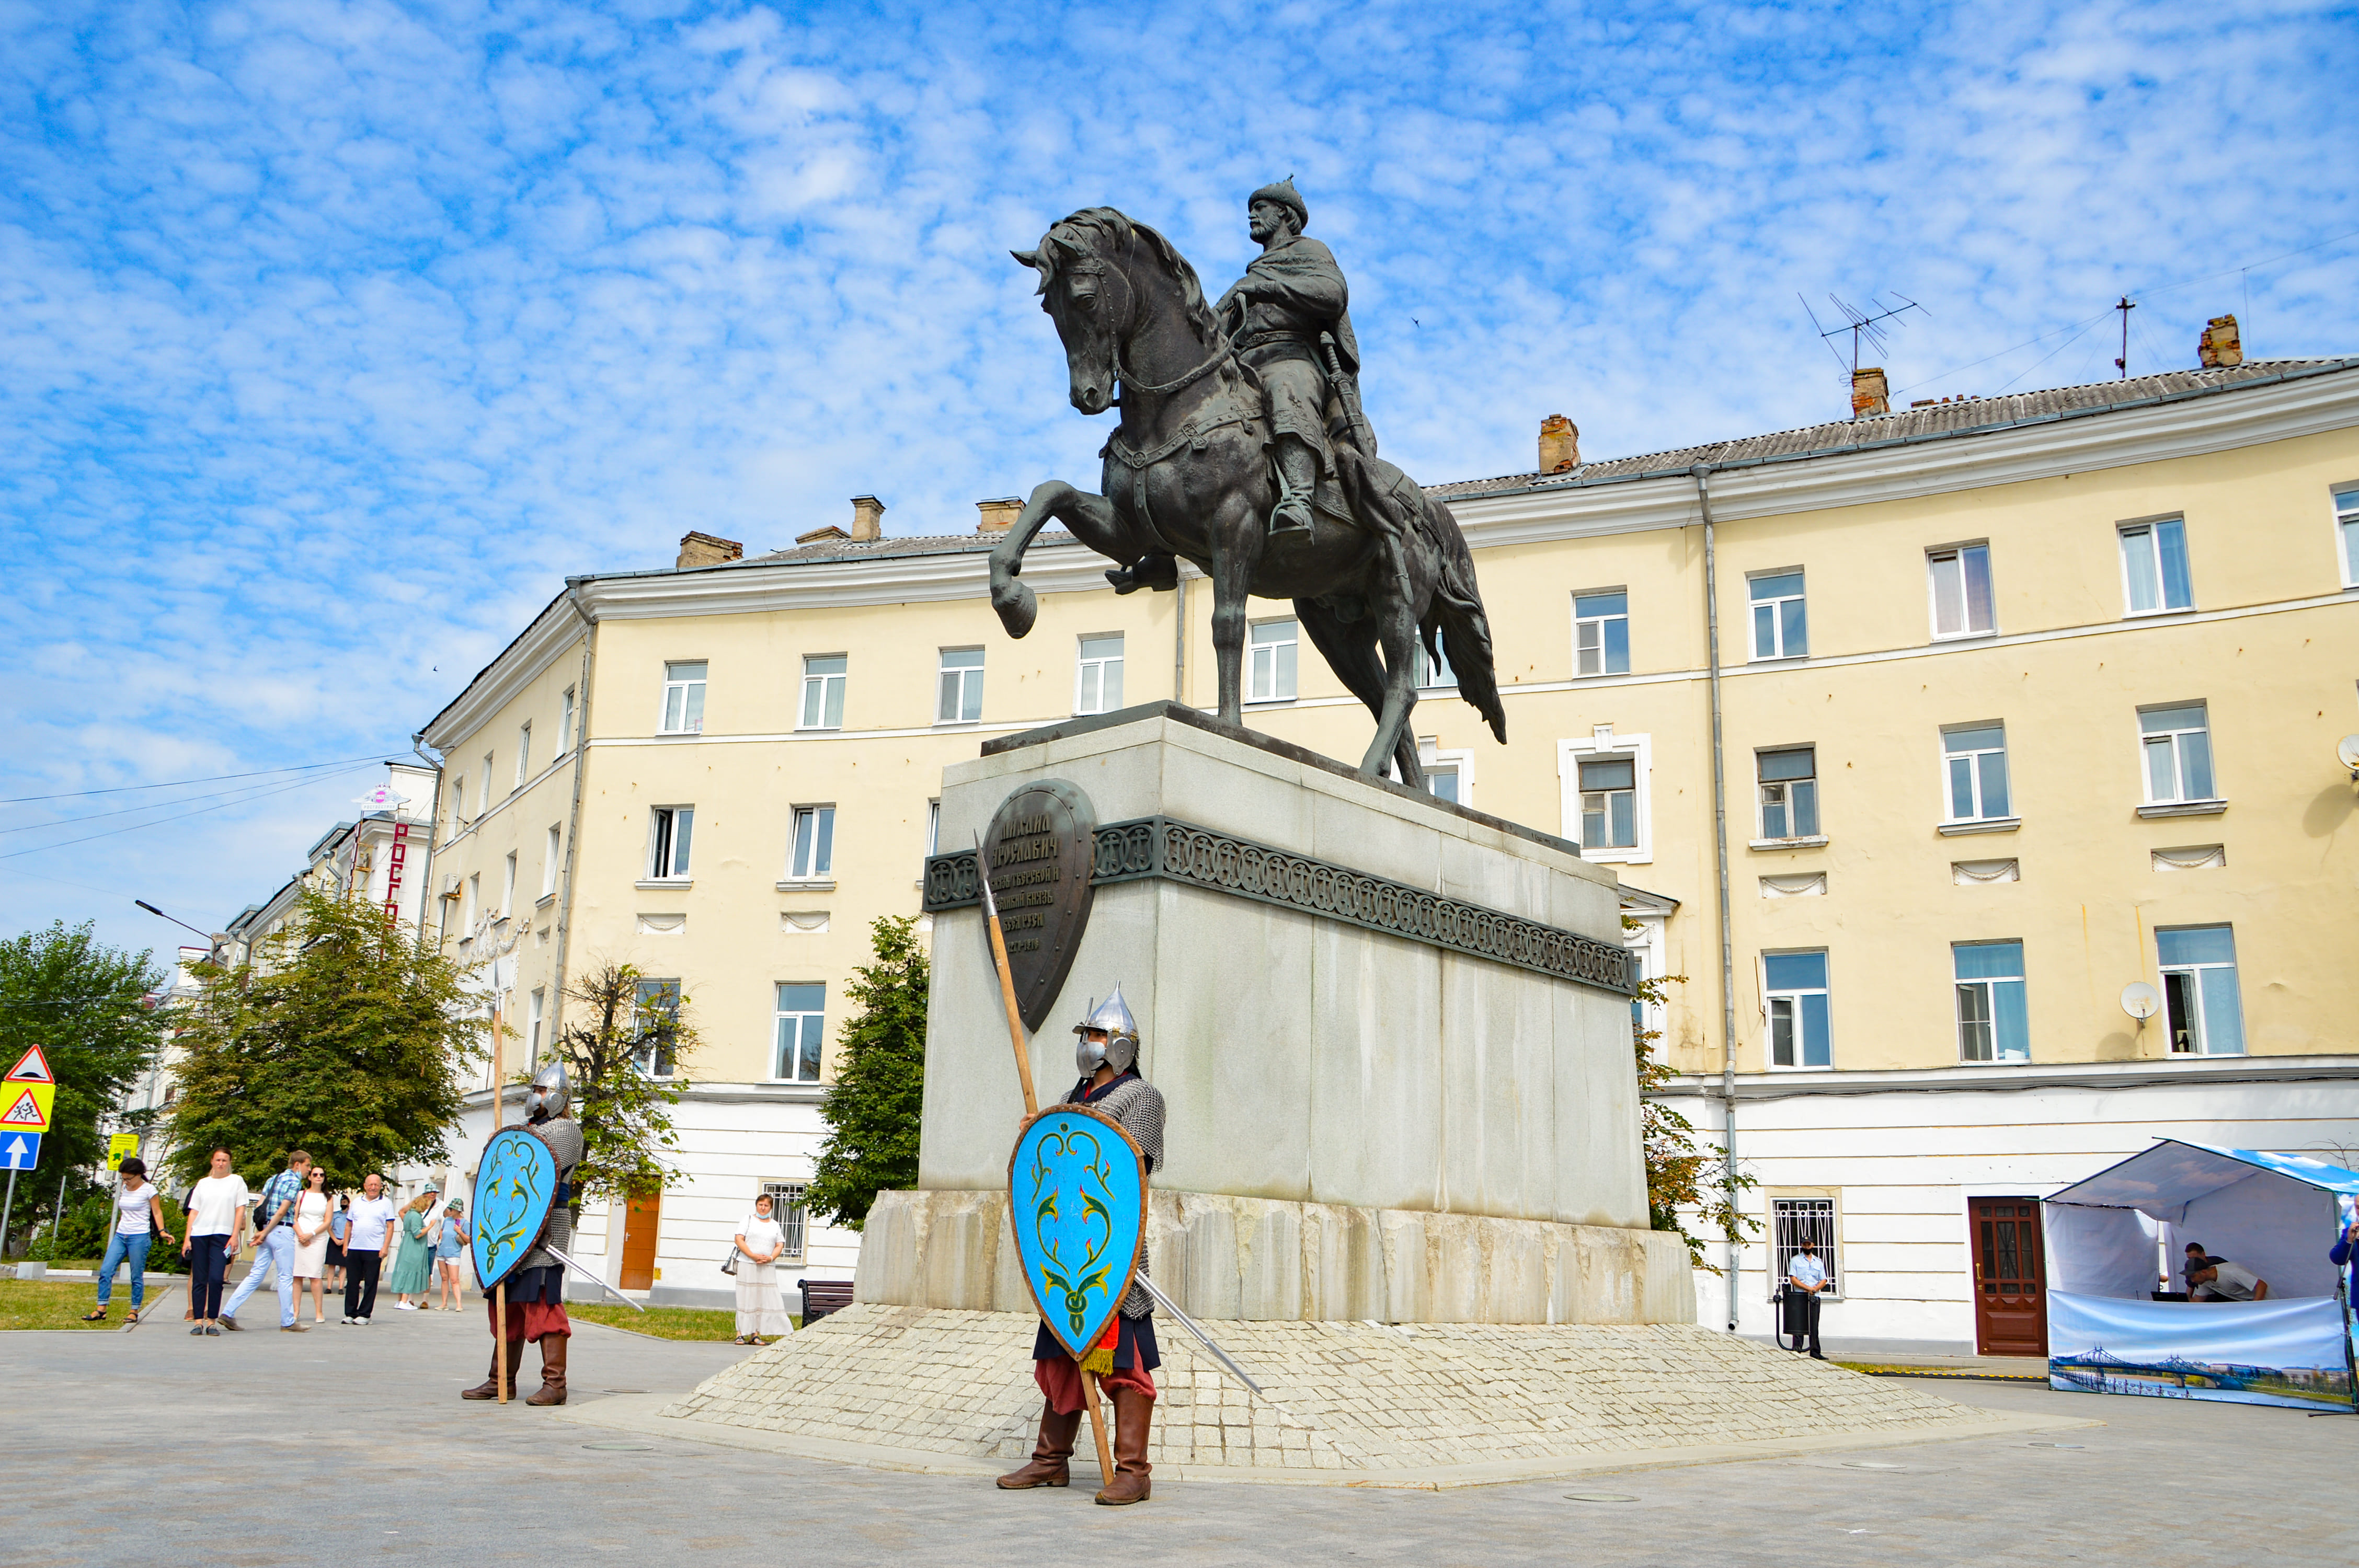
[993,208,1504,788]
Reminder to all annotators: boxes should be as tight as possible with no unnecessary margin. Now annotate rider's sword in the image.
[1135,1275,1265,1396]
[537,1240,648,1312]
[1319,331,1378,459]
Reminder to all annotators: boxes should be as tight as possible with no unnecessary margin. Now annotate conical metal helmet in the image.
[525,1058,571,1121]
[1072,985,1140,1077]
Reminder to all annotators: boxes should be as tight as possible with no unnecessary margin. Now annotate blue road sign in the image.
[2,1132,40,1171]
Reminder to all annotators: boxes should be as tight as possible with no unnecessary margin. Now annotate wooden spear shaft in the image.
[977,839,1109,1478]
[492,994,508,1406]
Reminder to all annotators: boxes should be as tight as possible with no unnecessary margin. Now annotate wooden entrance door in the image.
[620,1191,661,1292]
[1968,1196,2047,1357]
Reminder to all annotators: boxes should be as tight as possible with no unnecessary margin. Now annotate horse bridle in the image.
[1074,249,1232,399]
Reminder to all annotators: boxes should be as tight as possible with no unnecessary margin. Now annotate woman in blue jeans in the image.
[83,1158,174,1323]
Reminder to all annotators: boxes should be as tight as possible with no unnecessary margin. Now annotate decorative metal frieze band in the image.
[924,817,1633,995]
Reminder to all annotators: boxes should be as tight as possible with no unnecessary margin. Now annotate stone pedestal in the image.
[864,704,1688,1326]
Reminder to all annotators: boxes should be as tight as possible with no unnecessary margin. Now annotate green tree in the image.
[1632,959,1759,1273]
[808,916,927,1230]
[164,888,478,1191]
[0,921,165,1175]
[542,962,697,1207]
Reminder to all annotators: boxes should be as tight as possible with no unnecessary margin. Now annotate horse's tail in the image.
[1419,499,1508,744]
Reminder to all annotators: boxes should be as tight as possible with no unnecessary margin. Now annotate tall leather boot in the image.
[1269,439,1316,535]
[996,1401,1083,1489]
[461,1337,525,1400]
[525,1332,569,1406]
[1095,1385,1153,1505]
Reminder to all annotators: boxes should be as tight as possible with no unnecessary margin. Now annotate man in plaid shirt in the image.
[223,1151,312,1332]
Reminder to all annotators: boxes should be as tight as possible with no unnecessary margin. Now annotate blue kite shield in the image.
[1007,1103,1148,1361]
[472,1127,558,1291]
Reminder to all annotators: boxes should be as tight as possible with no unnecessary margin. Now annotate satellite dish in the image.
[2121,982,2161,1021]
[2338,734,2359,774]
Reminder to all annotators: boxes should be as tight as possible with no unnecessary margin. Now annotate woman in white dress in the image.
[731,1193,794,1345]
[289,1167,333,1325]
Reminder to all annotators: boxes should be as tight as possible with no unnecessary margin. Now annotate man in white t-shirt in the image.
[341,1173,399,1324]
[2186,1244,2270,1302]
[180,1147,250,1336]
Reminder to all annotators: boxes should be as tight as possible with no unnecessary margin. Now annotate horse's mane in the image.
[1029,207,1224,345]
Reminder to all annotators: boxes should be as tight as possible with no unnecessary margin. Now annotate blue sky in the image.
[4,0,2355,963]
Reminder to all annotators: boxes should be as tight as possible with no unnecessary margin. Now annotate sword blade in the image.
[1136,1274,1264,1396]
[539,1240,647,1312]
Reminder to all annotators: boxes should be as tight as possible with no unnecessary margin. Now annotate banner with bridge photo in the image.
[2047,1290,2354,1412]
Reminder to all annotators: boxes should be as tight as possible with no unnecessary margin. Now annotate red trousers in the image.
[1034,1355,1155,1413]
[486,1296,570,1343]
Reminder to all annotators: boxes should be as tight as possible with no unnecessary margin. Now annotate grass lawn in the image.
[0,1277,165,1330]
[565,1301,801,1341]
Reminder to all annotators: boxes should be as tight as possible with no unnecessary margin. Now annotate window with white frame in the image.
[1413,638,1457,689]
[2337,487,2359,587]
[2158,925,2245,1056]
[937,648,983,724]
[1076,635,1125,714]
[1764,951,1831,1068]
[501,851,518,916]
[1928,543,1995,638]
[558,686,576,754]
[1574,590,1630,676]
[1418,738,1469,805]
[1954,941,2029,1062]
[1748,571,1807,660]
[926,799,940,857]
[1771,1198,1838,1296]
[542,824,561,897]
[1578,756,1637,850]
[528,987,545,1061]
[479,757,494,814]
[787,805,835,880]
[1247,619,1297,702]
[1942,723,2013,823]
[465,872,480,932]
[450,776,467,834]
[1757,746,1819,839]
[514,723,532,788]
[633,978,682,1076]
[799,654,846,730]
[661,661,707,734]
[774,983,825,1082]
[2139,703,2216,804]
[2120,516,2194,614]
[648,806,694,880]
[761,1181,809,1259]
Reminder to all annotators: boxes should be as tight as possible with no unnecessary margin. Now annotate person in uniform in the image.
[1213,178,1375,536]
[998,987,1166,1506]
[462,1061,585,1406]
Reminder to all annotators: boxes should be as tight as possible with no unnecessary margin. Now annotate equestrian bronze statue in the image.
[992,185,1505,788]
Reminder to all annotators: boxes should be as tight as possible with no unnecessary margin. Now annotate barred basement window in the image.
[1771,1197,1838,1297]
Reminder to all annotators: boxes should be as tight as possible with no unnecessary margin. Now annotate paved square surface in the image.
[14,1304,2353,1565]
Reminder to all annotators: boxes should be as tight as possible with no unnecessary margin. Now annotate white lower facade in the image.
[396,1082,860,1312]
[1657,1055,2359,1353]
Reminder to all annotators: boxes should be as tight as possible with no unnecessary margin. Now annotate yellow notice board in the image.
[107,1133,141,1171]
[0,1081,54,1132]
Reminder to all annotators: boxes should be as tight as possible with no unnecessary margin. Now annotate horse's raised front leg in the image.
[989,481,1124,638]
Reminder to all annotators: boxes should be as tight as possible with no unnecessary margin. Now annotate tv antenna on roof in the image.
[1801,292,1927,375]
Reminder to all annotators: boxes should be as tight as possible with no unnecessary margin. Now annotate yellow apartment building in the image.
[409,357,2359,1343]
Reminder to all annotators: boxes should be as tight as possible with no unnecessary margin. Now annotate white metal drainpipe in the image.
[1694,462,1742,1333]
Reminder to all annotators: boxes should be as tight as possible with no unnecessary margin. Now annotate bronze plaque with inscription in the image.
[982,779,1098,1030]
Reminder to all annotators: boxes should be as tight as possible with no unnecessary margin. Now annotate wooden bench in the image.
[799,1278,856,1323]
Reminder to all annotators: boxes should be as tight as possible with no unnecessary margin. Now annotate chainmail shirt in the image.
[1062,1070,1164,1318]
[518,1115,583,1276]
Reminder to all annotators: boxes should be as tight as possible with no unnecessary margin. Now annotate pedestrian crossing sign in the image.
[4,1045,51,1083]
[0,1082,53,1131]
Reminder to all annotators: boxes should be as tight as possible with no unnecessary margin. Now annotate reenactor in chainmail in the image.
[998,986,1166,1506]
[462,1060,585,1407]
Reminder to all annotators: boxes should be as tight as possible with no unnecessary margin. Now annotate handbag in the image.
[720,1246,742,1277]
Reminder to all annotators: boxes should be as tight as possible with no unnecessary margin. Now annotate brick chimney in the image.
[2198,315,2243,369]
[675,531,743,569]
[1850,367,1890,419]
[976,497,1023,533]
[850,495,886,543]
[794,525,850,546]
[1537,415,1579,475]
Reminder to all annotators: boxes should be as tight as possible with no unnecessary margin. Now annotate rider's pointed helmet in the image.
[1249,177,1308,229]
[525,1058,571,1122]
[1073,985,1141,1077]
